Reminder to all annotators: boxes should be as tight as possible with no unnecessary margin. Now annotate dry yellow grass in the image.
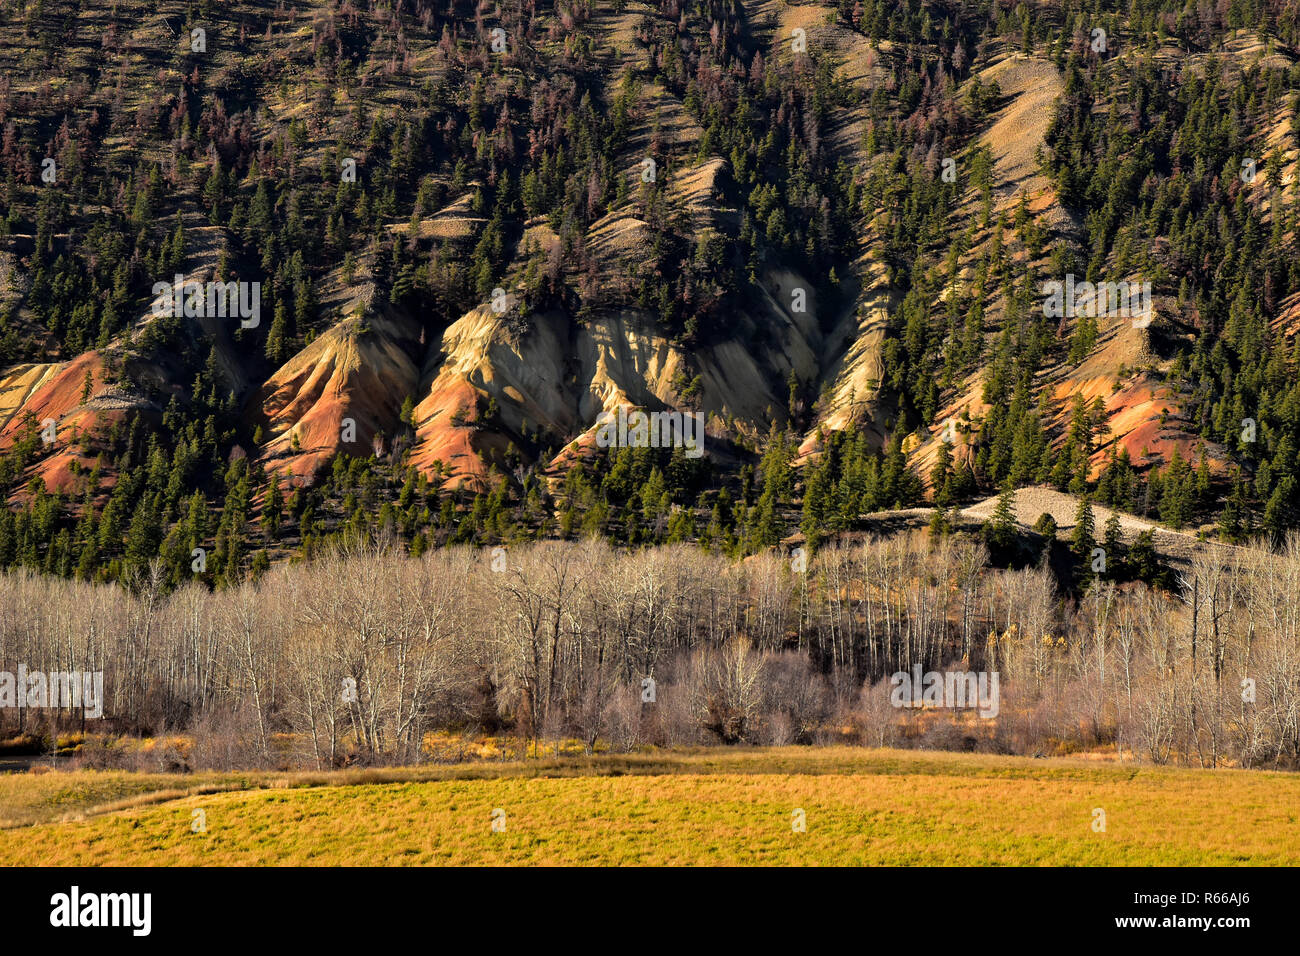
[975,54,1064,202]
[2,748,1298,865]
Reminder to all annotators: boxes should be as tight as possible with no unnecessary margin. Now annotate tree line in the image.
[3,531,1298,771]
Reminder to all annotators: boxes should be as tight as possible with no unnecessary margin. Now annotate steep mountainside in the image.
[3,0,1300,586]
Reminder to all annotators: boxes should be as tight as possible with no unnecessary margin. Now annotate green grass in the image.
[2,748,1298,865]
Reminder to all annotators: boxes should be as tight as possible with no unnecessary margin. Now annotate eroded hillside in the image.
[2,0,1300,584]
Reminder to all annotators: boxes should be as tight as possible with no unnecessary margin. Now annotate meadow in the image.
[2,748,1297,865]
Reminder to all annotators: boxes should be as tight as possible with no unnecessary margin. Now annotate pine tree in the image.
[930,439,953,505]
[1071,495,1096,563]
[264,473,283,540]
[266,301,290,363]
[985,482,1017,551]
[1102,513,1123,575]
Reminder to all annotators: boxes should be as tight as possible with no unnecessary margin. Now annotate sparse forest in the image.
[2,532,1297,771]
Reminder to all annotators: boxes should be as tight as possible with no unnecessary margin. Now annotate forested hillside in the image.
[1,0,1300,589]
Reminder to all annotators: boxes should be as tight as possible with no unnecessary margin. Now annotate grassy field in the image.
[2,748,1298,865]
